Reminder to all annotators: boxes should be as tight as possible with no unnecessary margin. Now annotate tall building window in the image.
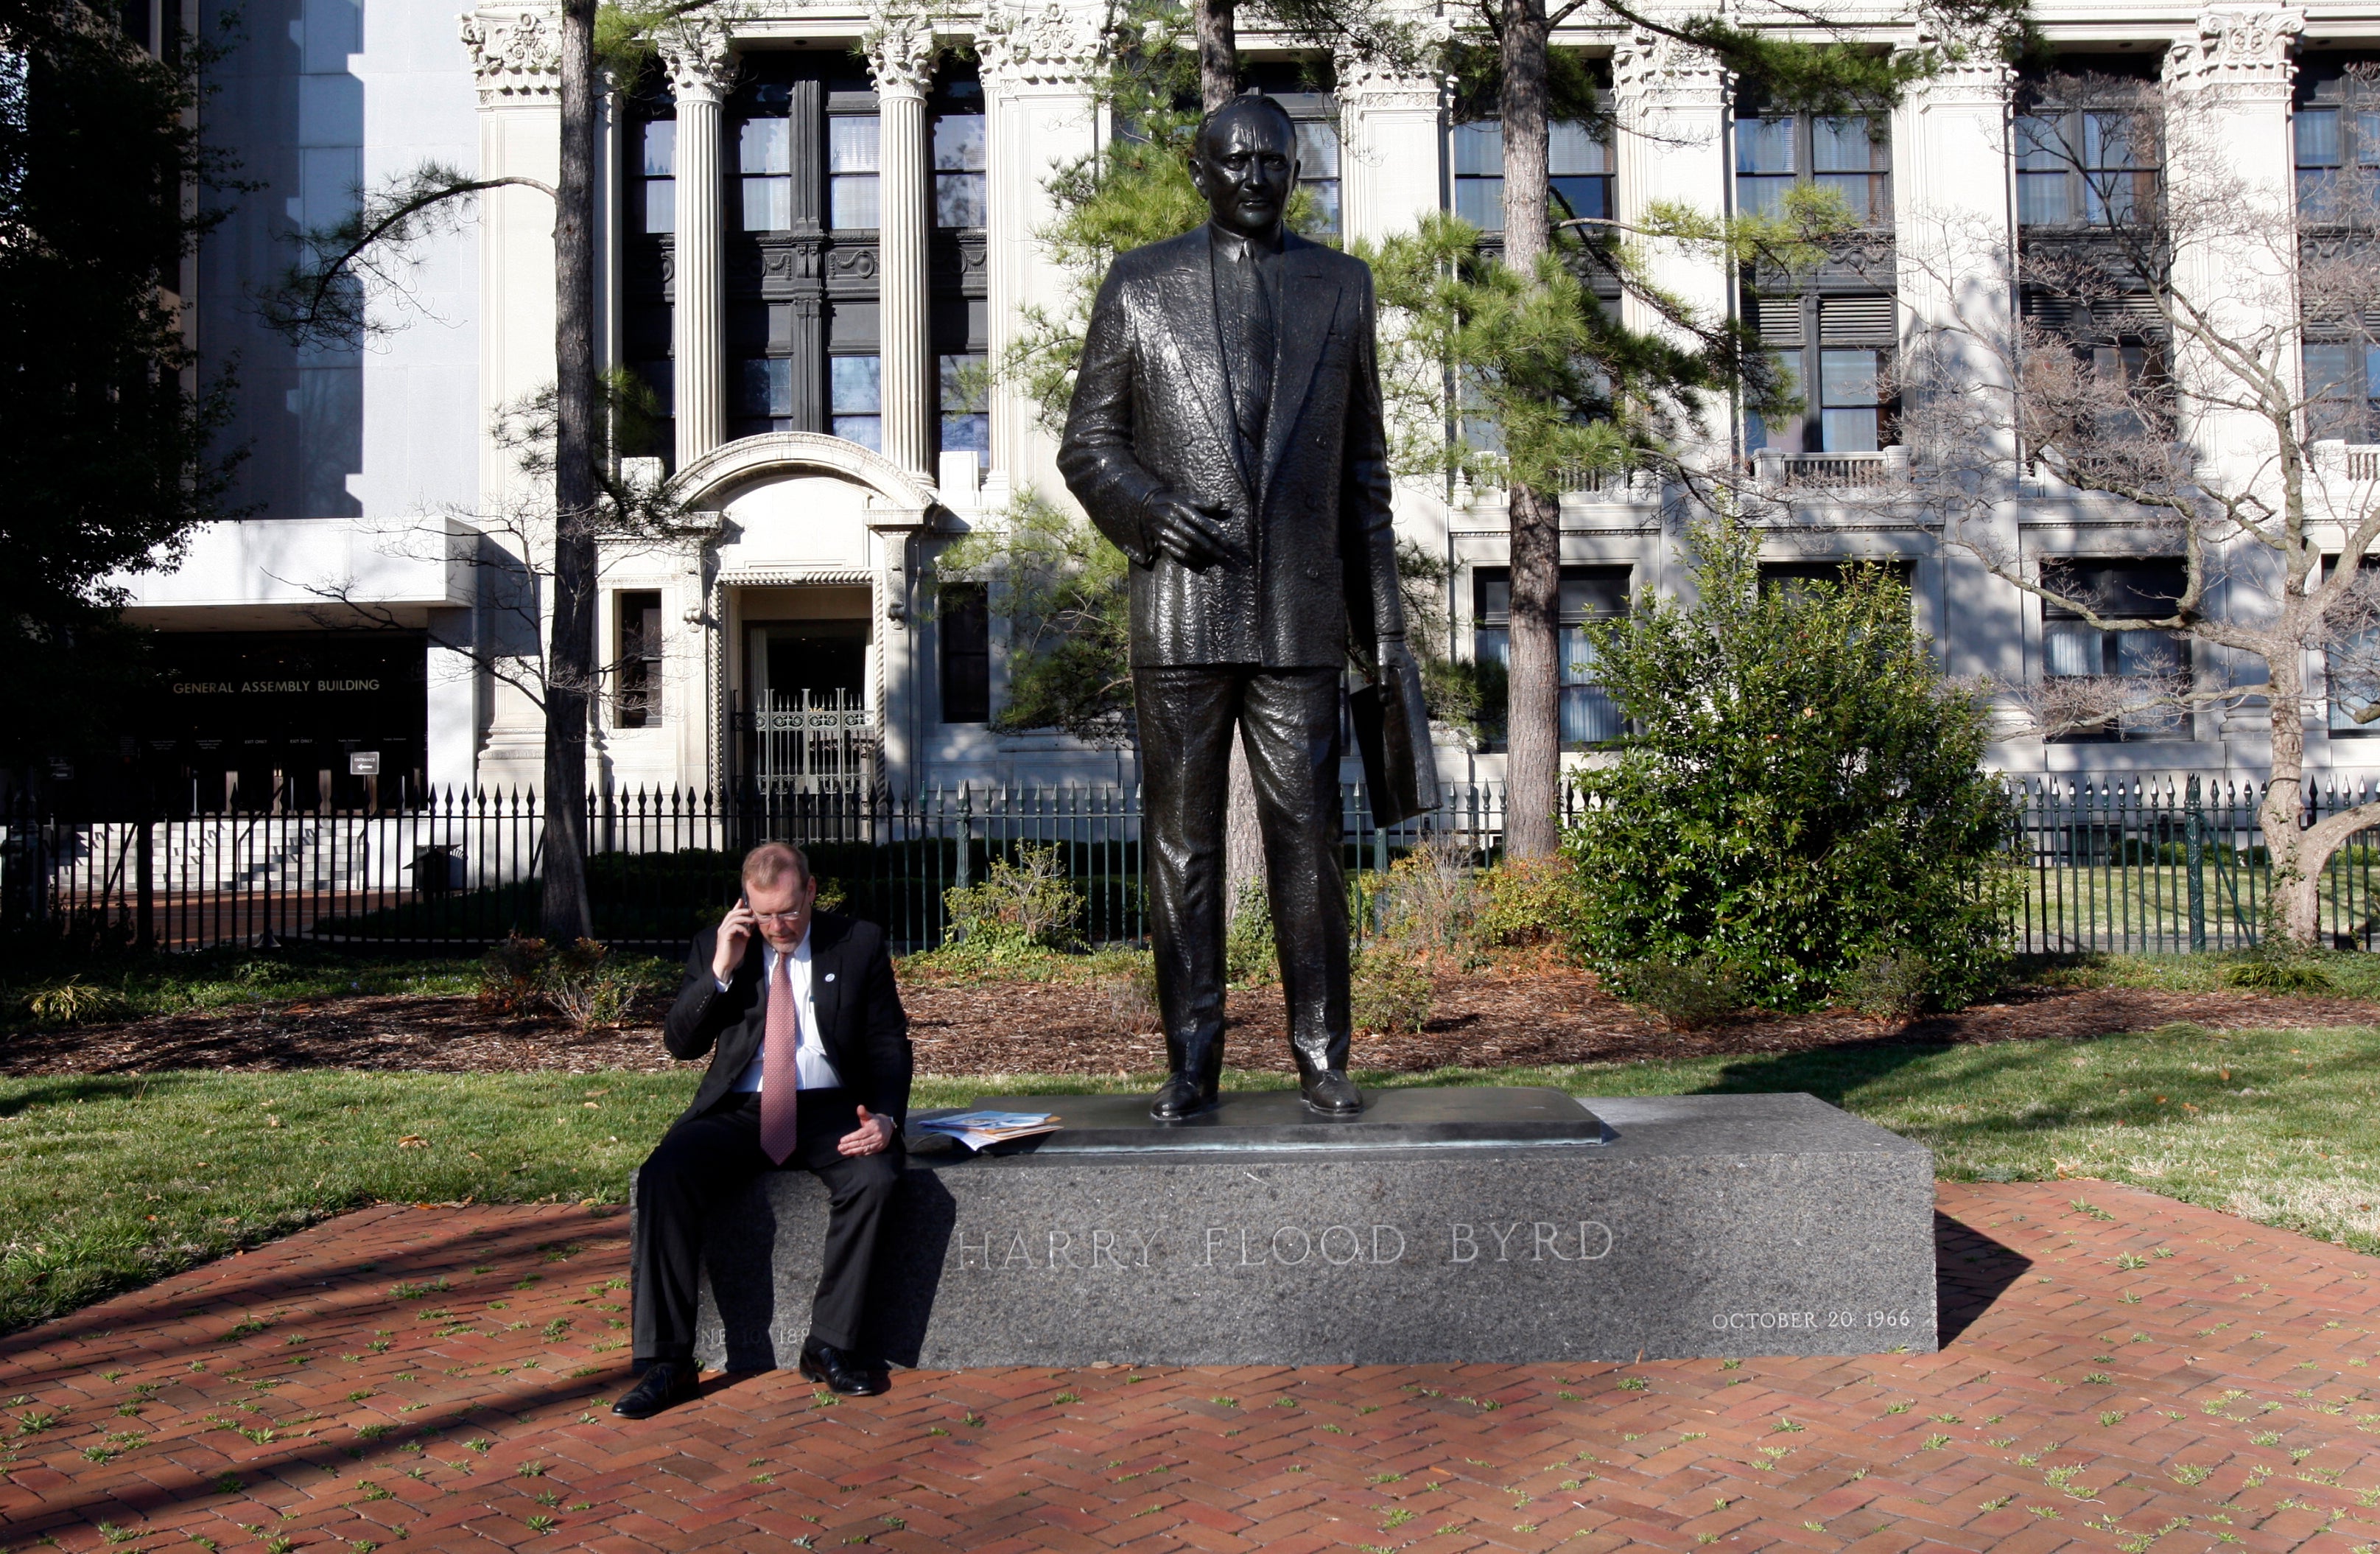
[1735,111,1889,224]
[2296,63,2380,222]
[939,581,990,723]
[2040,560,2189,741]
[940,351,988,470]
[738,114,792,232]
[1296,118,1342,234]
[1472,567,1628,746]
[639,118,676,235]
[2015,108,2156,228]
[933,92,986,227]
[617,591,664,728]
[1745,293,1897,453]
[735,356,793,424]
[1450,118,1616,233]
[832,355,882,449]
[828,112,880,229]
[2306,341,2380,440]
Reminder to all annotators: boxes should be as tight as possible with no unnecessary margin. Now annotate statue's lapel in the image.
[1260,243,1341,499]
[1145,236,1243,488]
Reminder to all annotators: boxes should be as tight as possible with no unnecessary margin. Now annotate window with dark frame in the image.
[2015,103,2158,228]
[933,81,986,228]
[617,591,664,728]
[1472,567,1629,747]
[939,581,991,724]
[1745,293,1898,454]
[1734,110,1891,225]
[2295,60,2380,221]
[2040,559,2191,741]
[1450,117,1614,234]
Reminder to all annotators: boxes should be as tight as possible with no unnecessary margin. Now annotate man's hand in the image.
[838,1105,895,1158]
[1377,632,1417,690]
[712,899,757,984]
[1145,492,1233,569]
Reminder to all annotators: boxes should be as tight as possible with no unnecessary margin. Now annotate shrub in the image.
[1224,878,1277,984]
[1563,521,2019,1012]
[1351,946,1436,1036]
[541,940,647,1032]
[2222,949,2338,995]
[24,979,129,1026]
[1474,855,1586,949]
[1105,953,1161,1035]
[1370,836,1486,965]
[1617,955,1742,1031]
[940,844,1087,968]
[474,934,549,1015]
[1840,950,1935,1021]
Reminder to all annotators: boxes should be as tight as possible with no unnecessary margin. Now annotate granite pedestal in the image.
[675,1089,1937,1369]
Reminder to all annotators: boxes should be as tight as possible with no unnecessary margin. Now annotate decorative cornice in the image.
[2163,5,2303,93]
[1610,25,1727,109]
[657,13,737,104]
[975,0,1105,91]
[864,6,938,99]
[457,5,558,105]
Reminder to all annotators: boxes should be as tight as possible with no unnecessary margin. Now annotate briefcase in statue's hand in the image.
[1350,642,1443,830]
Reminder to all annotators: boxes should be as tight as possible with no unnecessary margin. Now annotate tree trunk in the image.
[1498,0,1562,858]
[1196,0,1237,115]
[1225,733,1264,928]
[2263,651,2325,947]
[541,0,597,942]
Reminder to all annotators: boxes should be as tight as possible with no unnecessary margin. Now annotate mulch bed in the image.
[4,960,2379,1079]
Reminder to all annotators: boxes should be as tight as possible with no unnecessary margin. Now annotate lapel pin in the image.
[824,973,836,983]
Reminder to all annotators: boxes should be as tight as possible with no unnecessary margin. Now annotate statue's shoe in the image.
[1149,1074,1220,1120]
[1299,1070,1363,1115]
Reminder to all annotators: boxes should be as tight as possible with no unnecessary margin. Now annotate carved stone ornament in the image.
[866,6,938,97]
[457,5,559,104]
[975,0,1105,91]
[1333,37,1446,111]
[658,12,737,103]
[1906,6,2016,94]
[2163,5,2305,91]
[1609,24,1728,108]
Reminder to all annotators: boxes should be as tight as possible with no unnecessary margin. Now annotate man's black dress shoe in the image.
[1148,1072,1220,1121]
[1300,1069,1363,1115]
[612,1360,699,1419]
[799,1340,888,1397]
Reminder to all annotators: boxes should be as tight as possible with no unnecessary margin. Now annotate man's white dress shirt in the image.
[723,930,843,1092]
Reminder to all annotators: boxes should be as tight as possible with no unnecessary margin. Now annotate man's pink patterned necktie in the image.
[759,953,799,1164]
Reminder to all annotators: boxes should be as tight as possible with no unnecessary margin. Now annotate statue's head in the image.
[1188,94,1299,239]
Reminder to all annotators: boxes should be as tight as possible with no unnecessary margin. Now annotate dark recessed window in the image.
[2041,559,2189,741]
[939,581,990,723]
[617,590,664,728]
[1473,567,1629,747]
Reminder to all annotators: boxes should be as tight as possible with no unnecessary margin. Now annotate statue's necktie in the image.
[1222,243,1275,471]
[759,955,799,1164]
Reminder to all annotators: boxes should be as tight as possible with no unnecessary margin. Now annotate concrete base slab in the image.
[681,1091,1937,1369]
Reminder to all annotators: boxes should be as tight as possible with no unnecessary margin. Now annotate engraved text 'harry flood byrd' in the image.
[952,1220,1619,1272]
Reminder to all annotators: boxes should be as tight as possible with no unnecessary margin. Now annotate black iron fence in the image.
[10,775,2380,959]
[0,784,1512,956]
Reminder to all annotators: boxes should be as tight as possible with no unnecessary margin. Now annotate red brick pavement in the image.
[4,1182,2380,1552]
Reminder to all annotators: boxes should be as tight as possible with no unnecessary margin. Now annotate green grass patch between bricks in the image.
[4,1019,2380,1334]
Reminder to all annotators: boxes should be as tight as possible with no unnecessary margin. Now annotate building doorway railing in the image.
[737,688,877,799]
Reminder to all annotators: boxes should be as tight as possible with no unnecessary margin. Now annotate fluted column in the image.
[869,10,936,477]
[661,18,734,468]
[977,0,1103,495]
[1335,49,1443,247]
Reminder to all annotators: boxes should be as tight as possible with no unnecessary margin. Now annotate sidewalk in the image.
[3,1181,2376,1552]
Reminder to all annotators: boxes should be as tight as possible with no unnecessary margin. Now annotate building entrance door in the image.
[743,622,873,797]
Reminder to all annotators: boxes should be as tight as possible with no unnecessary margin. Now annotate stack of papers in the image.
[911,1110,1062,1152]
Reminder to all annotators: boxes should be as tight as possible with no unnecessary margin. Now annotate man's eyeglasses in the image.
[753,909,805,925]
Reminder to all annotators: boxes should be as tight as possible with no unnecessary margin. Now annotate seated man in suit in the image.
[614,841,911,1419]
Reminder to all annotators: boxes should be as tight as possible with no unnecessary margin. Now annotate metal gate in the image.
[743,689,875,798]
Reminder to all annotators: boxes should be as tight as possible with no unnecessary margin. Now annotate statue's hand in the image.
[1145,493,1233,570]
[1377,632,1417,690]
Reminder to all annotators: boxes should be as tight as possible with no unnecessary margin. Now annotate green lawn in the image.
[5,1019,2380,1337]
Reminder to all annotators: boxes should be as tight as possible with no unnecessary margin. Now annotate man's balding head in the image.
[1189,94,1299,239]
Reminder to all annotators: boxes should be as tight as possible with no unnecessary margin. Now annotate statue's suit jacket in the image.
[1057,227,1404,668]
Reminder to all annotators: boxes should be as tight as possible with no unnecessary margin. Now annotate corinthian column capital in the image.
[975,0,1104,92]
[866,4,938,99]
[1610,22,1727,109]
[657,13,737,105]
[458,4,560,105]
[2163,5,2304,96]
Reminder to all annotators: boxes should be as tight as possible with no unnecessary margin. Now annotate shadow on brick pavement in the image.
[2,1183,2377,1552]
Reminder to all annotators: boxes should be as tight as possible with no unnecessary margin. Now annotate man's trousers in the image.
[631,1088,900,1368]
[1134,664,1352,1088]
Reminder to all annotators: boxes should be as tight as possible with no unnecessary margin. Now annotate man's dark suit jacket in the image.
[1056,226,1403,669]
[661,911,911,1132]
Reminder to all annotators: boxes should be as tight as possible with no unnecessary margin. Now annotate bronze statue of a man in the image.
[1058,95,1417,1121]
